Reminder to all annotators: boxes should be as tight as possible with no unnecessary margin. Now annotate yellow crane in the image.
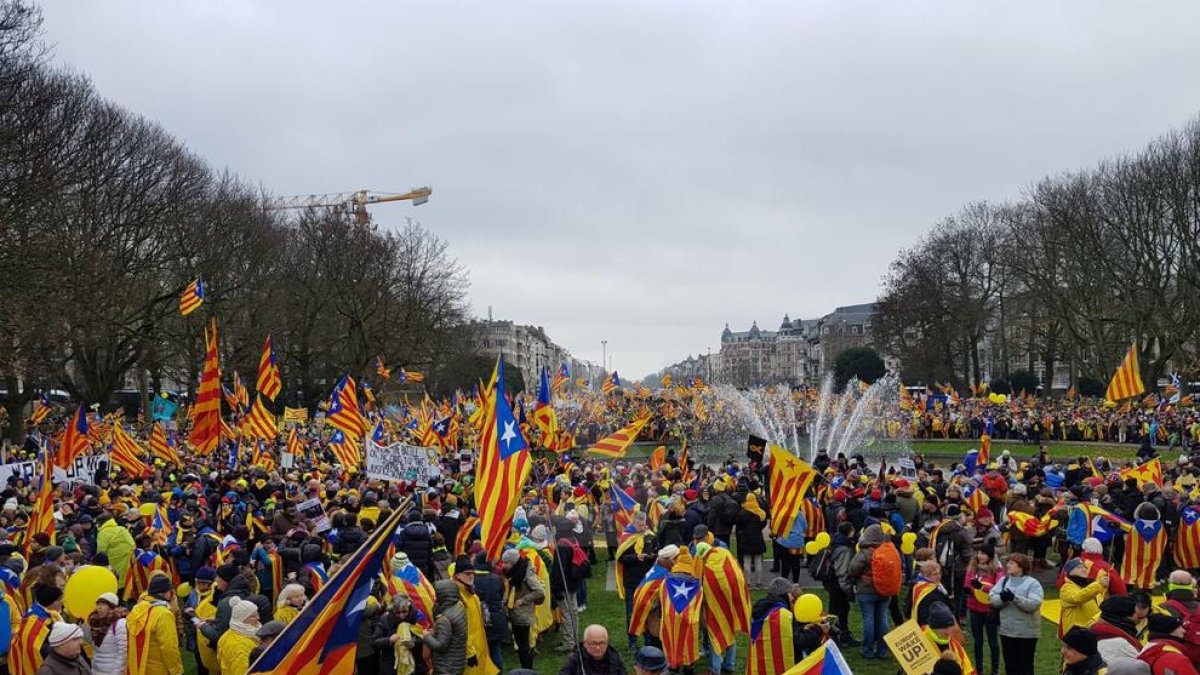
[267,187,431,225]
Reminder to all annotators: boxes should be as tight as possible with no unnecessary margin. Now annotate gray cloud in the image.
[42,0,1200,377]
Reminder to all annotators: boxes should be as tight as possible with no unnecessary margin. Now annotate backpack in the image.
[561,538,591,581]
[809,547,834,583]
[871,541,903,597]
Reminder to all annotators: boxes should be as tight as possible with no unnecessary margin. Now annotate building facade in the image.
[710,303,877,387]
[471,318,591,389]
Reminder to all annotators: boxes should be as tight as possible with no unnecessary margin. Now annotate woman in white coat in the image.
[87,592,128,675]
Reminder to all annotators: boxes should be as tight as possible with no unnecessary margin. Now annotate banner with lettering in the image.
[365,439,442,484]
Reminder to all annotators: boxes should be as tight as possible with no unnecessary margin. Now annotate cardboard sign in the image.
[883,619,941,675]
[0,454,111,486]
[365,439,441,485]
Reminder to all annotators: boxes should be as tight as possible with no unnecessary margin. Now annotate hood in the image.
[859,524,888,548]
[433,579,460,607]
[751,594,788,623]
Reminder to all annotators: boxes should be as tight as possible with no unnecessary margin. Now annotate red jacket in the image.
[1140,639,1200,675]
[1055,552,1128,596]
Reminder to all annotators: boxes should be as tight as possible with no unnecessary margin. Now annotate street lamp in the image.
[601,341,608,375]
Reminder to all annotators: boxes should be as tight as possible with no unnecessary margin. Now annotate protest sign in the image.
[297,496,331,533]
[0,453,111,486]
[365,439,442,484]
[883,619,941,675]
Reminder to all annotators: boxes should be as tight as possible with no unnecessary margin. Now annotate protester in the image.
[558,625,627,675]
[987,552,1041,675]
[37,623,89,675]
[86,593,127,675]
[1062,626,1107,675]
[425,579,468,675]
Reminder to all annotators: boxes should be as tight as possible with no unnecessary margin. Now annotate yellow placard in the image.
[883,619,942,675]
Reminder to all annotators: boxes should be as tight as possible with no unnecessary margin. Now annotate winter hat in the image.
[148,573,173,597]
[1062,626,1098,657]
[473,552,492,572]
[657,544,680,560]
[1146,613,1182,637]
[256,620,286,639]
[97,592,119,607]
[453,555,473,576]
[231,598,259,624]
[927,602,956,629]
[974,508,993,522]
[35,585,63,607]
[48,622,83,647]
[945,504,962,518]
[634,646,668,672]
[195,567,217,583]
[1082,538,1103,554]
[216,564,240,582]
[530,525,548,544]
[1099,595,1137,619]
[768,577,792,597]
[42,546,64,562]
[501,549,521,566]
[931,658,963,675]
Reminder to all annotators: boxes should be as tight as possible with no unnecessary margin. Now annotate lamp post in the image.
[601,340,608,377]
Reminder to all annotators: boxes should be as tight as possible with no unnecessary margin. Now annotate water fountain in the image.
[712,373,908,463]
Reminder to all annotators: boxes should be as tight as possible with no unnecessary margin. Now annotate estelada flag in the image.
[57,404,90,469]
[648,445,667,470]
[699,547,750,653]
[179,277,204,316]
[248,508,406,674]
[149,423,182,466]
[1007,511,1058,538]
[767,445,816,537]
[1119,458,1163,487]
[781,640,853,675]
[748,601,795,675]
[586,417,650,458]
[1174,506,1200,569]
[659,573,703,669]
[1106,342,1144,403]
[627,564,670,637]
[1122,518,1166,591]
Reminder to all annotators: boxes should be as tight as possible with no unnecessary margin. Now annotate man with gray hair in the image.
[557,624,627,675]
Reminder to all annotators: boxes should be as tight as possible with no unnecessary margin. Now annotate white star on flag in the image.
[501,420,518,447]
[671,581,693,599]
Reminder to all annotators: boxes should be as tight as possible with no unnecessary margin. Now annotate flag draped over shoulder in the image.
[611,484,639,533]
[660,573,703,669]
[781,640,853,675]
[1122,518,1166,590]
[1119,458,1163,487]
[699,547,750,652]
[586,417,650,458]
[748,602,795,675]
[473,355,531,559]
[248,506,407,674]
[1175,506,1200,569]
[767,445,816,537]
[188,320,222,455]
[10,603,53,675]
[1106,342,1144,402]
[256,334,282,401]
[627,565,669,636]
[56,404,90,469]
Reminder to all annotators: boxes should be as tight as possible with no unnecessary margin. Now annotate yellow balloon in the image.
[64,565,119,620]
[814,532,831,548]
[793,593,824,623]
[804,541,820,556]
[901,532,918,546]
[901,540,916,555]
[138,503,156,517]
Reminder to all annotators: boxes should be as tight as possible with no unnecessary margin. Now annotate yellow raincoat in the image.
[126,600,183,675]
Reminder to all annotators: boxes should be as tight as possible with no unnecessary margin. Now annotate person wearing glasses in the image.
[557,624,628,675]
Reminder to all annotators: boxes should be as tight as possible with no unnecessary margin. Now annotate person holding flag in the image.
[616,511,658,651]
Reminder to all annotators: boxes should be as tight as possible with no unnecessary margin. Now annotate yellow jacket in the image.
[217,630,258,675]
[126,600,183,675]
[1059,579,1105,638]
[457,582,499,675]
[195,595,220,675]
[274,604,301,625]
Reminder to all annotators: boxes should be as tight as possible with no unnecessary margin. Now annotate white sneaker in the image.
[577,604,587,613]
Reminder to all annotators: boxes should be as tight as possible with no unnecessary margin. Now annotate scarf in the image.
[743,494,766,521]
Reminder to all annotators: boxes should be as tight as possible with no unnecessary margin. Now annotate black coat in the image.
[656,516,688,548]
[472,569,510,643]
[556,645,628,675]
[734,507,767,555]
[706,493,739,539]
[398,521,435,578]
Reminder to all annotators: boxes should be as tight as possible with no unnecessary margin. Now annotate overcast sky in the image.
[42,1,1200,379]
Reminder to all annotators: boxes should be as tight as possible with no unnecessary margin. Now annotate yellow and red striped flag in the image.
[766,444,816,537]
[699,547,750,653]
[585,417,650,458]
[110,425,149,477]
[602,372,620,395]
[286,427,305,461]
[1122,518,1166,591]
[149,423,182,466]
[473,355,532,558]
[399,369,424,384]
[1119,457,1163,487]
[56,404,90,469]
[1106,342,1144,403]
[232,371,250,412]
[244,394,278,441]
[327,375,367,442]
[188,320,222,455]
[27,447,55,558]
[1175,506,1200,570]
[1007,511,1058,537]
[251,442,276,472]
[28,394,50,425]
[282,406,308,423]
[649,445,667,471]
[255,334,282,401]
[375,356,391,381]
[329,429,361,468]
[179,277,204,316]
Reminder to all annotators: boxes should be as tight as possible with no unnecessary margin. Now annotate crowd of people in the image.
[0,380,1199,675]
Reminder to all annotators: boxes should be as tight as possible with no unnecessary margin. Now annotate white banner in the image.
[0,453,111,486]
[365,439,442,484]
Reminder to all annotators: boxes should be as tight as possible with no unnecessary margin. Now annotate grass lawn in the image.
[501,554,1068,675]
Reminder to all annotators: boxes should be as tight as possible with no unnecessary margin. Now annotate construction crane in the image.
[266,187,431,225]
